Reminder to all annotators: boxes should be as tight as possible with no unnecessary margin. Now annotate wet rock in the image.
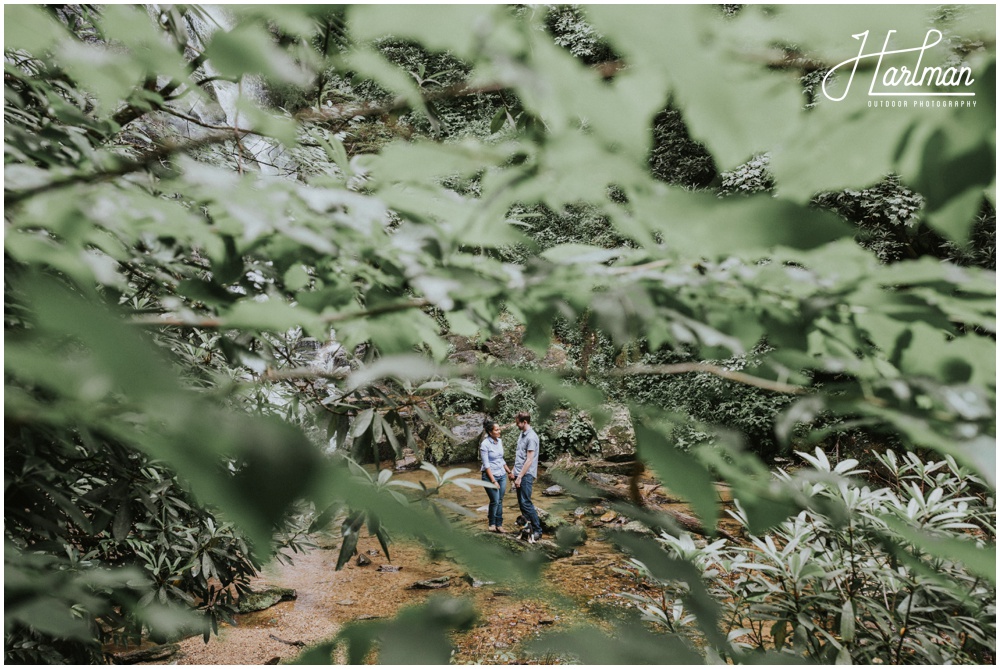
[599,511,618,523]
[111,643,180,664]
[237,586,296,613]
[357,614,383,620]
[621,520,655,535]
[357,553,372,567]
[590,506,606,516]
[367,549,381,556]
[378,565,402,573]
[461,573,496,588]
[408,576,451,590]
[394,447,420,471]
[573,507,587,518]
[595,403,636,461]
[542,485,564,497]
[480,527,574,559]
[538,618,556,625]
[534,539,575,559]
[336,600,355,606]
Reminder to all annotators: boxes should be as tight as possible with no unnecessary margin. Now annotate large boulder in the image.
[595,403,636,461]
[423,412,486,465]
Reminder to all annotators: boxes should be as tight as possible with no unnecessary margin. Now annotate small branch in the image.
[159,107,257,134]
[268,634,305,648]
[609,363,808,395]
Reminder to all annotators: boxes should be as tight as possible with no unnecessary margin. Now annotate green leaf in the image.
[633,188,852,255]
[204,23,309,84]
[531,621,702,664]
[349,5,497,60]
[223,299,324,334]
[840,600,855,642]
[4,5,67,53]
[633,419,718,533]
[588,5,803,168]
[883,516,996,583]
[8,598,93,639]
[490,107,507,134]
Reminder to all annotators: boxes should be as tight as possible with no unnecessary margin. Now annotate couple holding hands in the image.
[479,412,543,543]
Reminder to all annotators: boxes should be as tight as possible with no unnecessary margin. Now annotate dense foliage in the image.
[4,3,995,664]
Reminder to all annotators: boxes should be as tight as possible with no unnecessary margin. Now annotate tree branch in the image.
[608,363,808,395]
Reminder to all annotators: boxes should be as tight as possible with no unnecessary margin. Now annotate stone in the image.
[112,644,180,664]
[367,549,381,556]
[595,403,636,461]
[357,553,372,567]
[408,576,452,589]
[461,573,496,588]
[599,511,618,523]
[621,520,654,535]
[236,586,296,614]
[590,506,606,516]
[378,565,402,573]
[336,600,355,606]
[542,485,564,497]
[394,447,420,471]
[423,412,487,465]
[573,507,586,517]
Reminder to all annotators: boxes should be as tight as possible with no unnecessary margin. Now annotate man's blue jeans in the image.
[516,473,542,534]
[482,471,506,527]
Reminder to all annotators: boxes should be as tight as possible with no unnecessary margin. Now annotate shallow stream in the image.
[141,462,738,664]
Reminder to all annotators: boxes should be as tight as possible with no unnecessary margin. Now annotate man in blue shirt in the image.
[512,411,543,542]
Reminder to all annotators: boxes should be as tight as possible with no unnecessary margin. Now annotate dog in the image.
[514,515,535,543]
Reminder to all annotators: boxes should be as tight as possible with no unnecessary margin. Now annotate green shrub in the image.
[626,449,996,664]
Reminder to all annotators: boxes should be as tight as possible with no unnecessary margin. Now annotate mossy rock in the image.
[237,586,297,613]
[423,412,486,465]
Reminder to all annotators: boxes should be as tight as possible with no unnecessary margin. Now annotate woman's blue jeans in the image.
[482,471,506,527]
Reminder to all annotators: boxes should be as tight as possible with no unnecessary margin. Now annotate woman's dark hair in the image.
[482,419,498,437]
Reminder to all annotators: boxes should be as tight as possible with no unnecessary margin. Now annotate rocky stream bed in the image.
[117,462,739,665]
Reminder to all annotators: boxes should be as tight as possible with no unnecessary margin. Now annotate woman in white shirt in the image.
[480,419,511,533]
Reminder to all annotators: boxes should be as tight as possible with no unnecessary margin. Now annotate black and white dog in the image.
[514,515,535,543]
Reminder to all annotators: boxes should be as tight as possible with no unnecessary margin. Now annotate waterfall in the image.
[146,4,295,177]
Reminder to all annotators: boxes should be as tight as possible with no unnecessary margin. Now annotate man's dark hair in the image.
[515,411,531,424]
